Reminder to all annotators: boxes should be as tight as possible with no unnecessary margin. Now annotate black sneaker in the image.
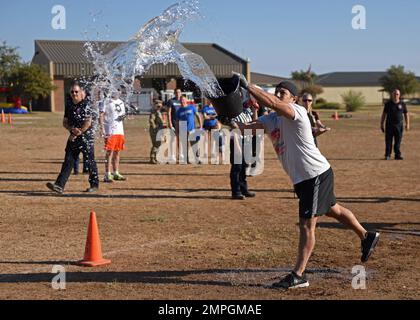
[395,156,404,160]
[242,191,256,198]
[46,182,64,194]
[384,156,391,160]
[232,194,245,200]
[268,272,309,290]
[361,232,380,262]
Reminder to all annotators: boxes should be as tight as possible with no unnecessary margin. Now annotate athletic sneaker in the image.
[361,232,380,262]
[113,172,126,181]
[104,173,114,183]
[268,272,309,290]
[46,182,64,195]
[85,187,99,193]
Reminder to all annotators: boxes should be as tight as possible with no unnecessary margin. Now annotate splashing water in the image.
[85,0,224,102]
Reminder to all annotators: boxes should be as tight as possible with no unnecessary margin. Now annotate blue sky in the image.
[1,0,420,77]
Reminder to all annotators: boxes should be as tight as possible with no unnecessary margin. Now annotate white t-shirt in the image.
[258,104,331,185]
[100,98,126,136]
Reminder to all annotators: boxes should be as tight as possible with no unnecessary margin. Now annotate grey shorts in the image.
[294,168,337,219]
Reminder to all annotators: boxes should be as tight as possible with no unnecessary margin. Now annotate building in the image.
[316,72,391,105]
[32,40,250,112]
[250,72,289,87]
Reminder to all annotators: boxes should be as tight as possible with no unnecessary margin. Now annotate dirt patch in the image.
[0,112,419,300]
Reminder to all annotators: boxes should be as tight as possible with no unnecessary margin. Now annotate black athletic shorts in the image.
[294,167,337,219]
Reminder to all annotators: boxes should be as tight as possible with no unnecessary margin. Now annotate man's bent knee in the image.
[327,204,342,217]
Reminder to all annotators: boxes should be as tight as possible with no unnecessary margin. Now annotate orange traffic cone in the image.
[1,110,5,124]
[333,111,339,121]
[8,113,13,128]
[78,211,111,267]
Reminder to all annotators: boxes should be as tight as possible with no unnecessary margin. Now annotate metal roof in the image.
[316,72,388,86]
[251,72,289,86]
[33,40,247,78]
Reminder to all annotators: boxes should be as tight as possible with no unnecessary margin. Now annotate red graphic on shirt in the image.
[270,129,286,156]
[271,129,281,141]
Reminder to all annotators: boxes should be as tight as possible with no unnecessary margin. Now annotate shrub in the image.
[315,98,327,104]
[341,90,365,112]
[313,102,341,110]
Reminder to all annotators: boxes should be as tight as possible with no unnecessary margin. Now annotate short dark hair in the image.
[276,81,299,97]
[70,81,85,92]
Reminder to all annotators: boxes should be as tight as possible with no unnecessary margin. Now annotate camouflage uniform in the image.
[149,109,166,163]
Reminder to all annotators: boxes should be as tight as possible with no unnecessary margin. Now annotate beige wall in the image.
[53,78,65,113]
[166,78,177,91]
[319,86,388,105]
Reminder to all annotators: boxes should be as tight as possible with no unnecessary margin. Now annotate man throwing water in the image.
[232,74,380,289]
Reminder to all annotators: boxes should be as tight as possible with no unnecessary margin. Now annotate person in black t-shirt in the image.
[167,88,183,131]
[302,93,331,147]
[380,89,410,160]
[166,88,183,162]
[46,82,99,194]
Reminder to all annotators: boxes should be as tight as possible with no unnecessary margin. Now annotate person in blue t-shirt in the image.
[176,96,203,163]
[201,100,219,131]
[176,96,202,133]
[201,99,223,163]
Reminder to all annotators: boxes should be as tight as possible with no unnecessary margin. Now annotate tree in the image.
[7,64,56,112]
[380,65,420,97]
[291,66,324,98]
[301,84,324,97]
[291,70,317,86]
[341,90,365,112]
[0,41,21,85]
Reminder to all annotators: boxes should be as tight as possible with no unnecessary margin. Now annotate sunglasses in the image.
[71,91,79,94]
[303,99,313,102]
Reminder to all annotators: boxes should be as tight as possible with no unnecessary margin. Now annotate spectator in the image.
[46,82,99,194]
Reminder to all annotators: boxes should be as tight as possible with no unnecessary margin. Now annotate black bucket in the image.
[207,75,243,119]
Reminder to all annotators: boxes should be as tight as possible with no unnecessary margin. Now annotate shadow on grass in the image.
[327,158,385,161]
[0,190,233,200]
[0,268,341,287]
[0,178,51,182]
[0,188,294,200]
[110,187,293,194]
[337,197,420,203]
[317,222,420,237]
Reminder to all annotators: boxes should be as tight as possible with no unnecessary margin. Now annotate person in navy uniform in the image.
[380,89,410,160]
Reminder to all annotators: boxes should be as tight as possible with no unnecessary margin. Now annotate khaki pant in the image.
[150,128,162,163]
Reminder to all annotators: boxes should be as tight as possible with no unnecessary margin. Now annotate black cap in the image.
[276,81,299,97]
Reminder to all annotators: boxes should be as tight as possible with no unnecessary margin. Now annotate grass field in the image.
[0,107,419,300]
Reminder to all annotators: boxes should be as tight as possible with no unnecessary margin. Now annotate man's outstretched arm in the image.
[231,120,265,135]
[233,72,295,120]
[248,85,295,120]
